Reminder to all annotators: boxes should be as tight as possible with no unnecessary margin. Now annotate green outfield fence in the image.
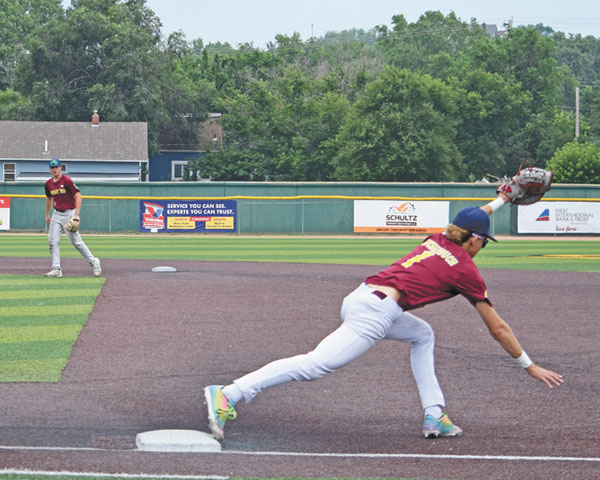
[1,181,599,234]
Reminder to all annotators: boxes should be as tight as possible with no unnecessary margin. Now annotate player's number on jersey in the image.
[401,250,434,269]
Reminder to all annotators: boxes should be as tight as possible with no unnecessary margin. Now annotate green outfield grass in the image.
[1,234,599,272]
[0,275,104,382]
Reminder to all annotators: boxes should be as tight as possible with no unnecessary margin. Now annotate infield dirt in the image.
[0,256,598,479]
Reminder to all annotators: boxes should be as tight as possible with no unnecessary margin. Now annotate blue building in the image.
[148,113,222,181]
[148,151,204,182]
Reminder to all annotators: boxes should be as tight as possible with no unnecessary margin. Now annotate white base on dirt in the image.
[151,266,177,273]
[135,429,221,452]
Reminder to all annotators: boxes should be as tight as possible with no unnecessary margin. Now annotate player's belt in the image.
[371,290,388,300]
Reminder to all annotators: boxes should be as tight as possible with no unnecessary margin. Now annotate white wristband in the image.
[487,197,506,213]
[514,351,533,369]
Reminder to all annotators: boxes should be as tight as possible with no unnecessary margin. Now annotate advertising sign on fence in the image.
[518,202,600,234]
[140,199,237,233]
[0,197,10,231]
[354,200,449,233]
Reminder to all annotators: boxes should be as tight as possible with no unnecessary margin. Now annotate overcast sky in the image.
[141,0,600,47]
[61,1,599,47]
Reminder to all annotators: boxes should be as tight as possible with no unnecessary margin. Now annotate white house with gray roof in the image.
[0,112,148,182]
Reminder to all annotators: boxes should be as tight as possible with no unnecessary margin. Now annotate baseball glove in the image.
[496,165,553,205]
[65,215,80,233]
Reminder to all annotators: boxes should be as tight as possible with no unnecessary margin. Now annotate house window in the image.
[3,163,15,182]
[172,161,188,180]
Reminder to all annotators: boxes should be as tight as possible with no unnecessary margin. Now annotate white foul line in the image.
[0,470,228,480]
[0,444,599,463]
[226,450,600,462]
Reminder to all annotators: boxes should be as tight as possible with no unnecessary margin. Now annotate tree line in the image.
[1,0,599,183]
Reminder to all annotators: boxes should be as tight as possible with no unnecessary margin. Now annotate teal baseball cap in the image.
[452,207,497,242]
[49,158,61,167]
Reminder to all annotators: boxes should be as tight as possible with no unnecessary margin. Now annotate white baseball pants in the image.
[230,282,445,410]
[48,209,95,269]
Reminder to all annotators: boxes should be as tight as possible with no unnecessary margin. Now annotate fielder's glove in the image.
[496,165,553,205]
[65,215,80,233]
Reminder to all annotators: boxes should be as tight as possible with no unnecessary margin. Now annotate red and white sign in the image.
[0,197,10,230]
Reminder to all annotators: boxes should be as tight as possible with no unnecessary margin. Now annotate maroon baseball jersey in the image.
[45,174,80,211]
[365,233,490,311]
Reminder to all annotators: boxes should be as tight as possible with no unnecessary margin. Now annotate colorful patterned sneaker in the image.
[422,414,462,438]
[204,385,237,441]
[44,268,63,278]
[91,257,101,277]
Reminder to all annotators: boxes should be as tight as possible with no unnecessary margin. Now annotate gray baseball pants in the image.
[48,209,95,269]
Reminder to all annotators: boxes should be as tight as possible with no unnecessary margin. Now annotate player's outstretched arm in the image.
[475,301,563,389]
[480,192,510,216]
[480,165,553,216]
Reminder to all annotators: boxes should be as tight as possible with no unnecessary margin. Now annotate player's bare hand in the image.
[45,214,50,223]
[526,364,563,389]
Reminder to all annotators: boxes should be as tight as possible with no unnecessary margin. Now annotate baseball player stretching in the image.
[204,192,563,441]
[44,158,101,278]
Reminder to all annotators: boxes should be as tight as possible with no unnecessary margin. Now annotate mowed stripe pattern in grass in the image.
[1,234,599,272]
[0,275,105,382]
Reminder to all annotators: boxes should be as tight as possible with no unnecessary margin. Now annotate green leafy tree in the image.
[465,26,562,114]
[551,32,599,114]
[188,64,350,181]
[451,69,531,178]
[18,0,161,117]
[461,26,566,167]
[580,82,600,144]
[376,11,488,75]
[154,31,219,150]
[194,44,282,93]
[320,28,379,47]
[553,32,600,86]
[0,0,63,89]
[546,140,600,183]
[332,67,462,181]
[15,0,207,154]
[535,110,581,161]
[0,88,32,119]
[7,3,599,183]
[503,27,562,114]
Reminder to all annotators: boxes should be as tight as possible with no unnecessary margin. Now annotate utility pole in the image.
[503,18,513,30]
[575,87,580,138]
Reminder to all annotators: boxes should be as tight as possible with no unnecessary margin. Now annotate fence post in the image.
[301,199,305,235]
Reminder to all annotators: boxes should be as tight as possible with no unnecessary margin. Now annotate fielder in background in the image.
[44,158,101,278]
[204,166,562,441]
